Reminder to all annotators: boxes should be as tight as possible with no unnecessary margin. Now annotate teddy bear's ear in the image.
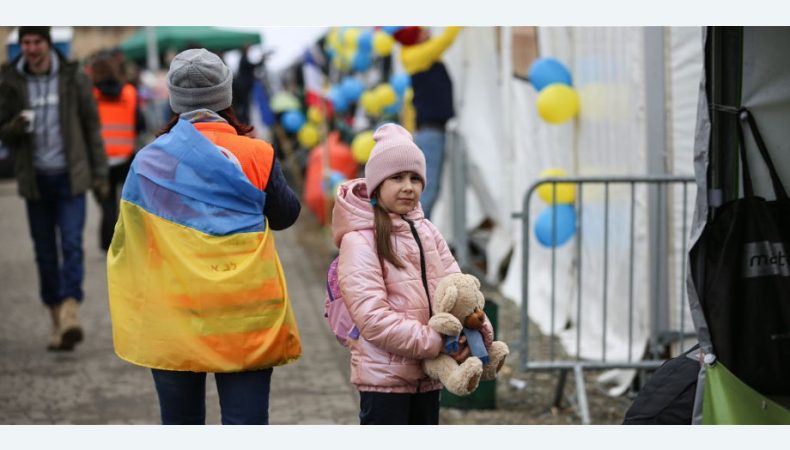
[438,285,458,313]
[470,274,481,289]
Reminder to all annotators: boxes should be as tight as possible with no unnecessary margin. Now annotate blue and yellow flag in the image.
[107,119,301,372]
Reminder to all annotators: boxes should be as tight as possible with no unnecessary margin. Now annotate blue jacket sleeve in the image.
[263,157,301,230]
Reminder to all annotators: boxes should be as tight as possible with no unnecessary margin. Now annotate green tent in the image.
[119,26,261,62]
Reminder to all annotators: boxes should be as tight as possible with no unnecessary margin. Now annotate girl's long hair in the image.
[372,189,405,269]
[156,106,253,137]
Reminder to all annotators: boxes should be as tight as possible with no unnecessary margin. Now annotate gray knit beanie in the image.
[167,48,233,114]
[364,123,426,195]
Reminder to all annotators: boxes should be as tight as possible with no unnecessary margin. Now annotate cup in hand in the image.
[20,109,35,133]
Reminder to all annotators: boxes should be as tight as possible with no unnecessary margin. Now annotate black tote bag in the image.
[693,108,790,396]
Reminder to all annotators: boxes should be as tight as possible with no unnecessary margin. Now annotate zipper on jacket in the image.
[402,215,432,315]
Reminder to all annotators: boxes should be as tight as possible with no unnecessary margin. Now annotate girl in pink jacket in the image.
[331,123,492,424]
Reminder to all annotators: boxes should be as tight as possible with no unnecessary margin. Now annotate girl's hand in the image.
[448,335,470,363]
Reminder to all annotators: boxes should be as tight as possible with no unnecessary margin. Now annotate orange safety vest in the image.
[94,84,137,161]
[192,121,274,190]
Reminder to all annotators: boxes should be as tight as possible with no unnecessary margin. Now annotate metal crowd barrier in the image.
[513,175,696,424]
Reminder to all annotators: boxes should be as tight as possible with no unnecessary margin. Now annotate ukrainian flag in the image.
[107,119,301,372]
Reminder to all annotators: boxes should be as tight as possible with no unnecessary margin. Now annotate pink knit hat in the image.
[364,123,427,195]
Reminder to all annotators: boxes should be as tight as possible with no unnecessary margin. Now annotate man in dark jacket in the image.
[0,27,109,351]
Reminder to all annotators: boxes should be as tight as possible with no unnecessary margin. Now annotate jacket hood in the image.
[3,48,73,79]
[331,177,425,248]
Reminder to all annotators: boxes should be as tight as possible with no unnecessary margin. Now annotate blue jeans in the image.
[413,128,446,219]
[25,173,86,307]
[151,368,273,425]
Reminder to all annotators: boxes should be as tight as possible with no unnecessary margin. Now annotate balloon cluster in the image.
[528,58,580,125]
[534,168,577,247]
[324,27,399,73]
[323,73,411,121]
[269,91,321,148]
[320,27,414,120]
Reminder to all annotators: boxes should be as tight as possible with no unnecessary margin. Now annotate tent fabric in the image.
[120,27,261,62]
[702,362,790,424]
[438,27,701,366]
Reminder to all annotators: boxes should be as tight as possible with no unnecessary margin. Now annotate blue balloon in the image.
[341,77,365,102]
[328,86,349,113]
[281,110,306,133]
[383,100,402,115]
[527,57,573,92]
[352,50,373,72]
[358,30,374,52]
[389,73,411,96]
[381,26,404,35]
[323,171,347,193]
[534,204,576,247]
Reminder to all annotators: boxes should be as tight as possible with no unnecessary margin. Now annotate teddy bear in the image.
[422,273,510,396]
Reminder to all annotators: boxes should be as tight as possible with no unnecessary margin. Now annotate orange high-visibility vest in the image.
[94,84,137,161]
[192,121,274,190]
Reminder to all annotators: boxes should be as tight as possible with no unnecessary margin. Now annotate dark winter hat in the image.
[18,26,52,45]
[166,48,233,114]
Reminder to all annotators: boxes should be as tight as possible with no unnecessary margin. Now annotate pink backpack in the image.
[325,256,360,347]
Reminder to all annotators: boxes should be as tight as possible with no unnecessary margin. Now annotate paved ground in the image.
[0,179,358,424]
[0,177,634,425]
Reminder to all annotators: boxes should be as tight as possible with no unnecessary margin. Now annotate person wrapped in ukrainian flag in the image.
[107,48,302,425]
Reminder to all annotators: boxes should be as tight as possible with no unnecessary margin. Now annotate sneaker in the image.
[54,297,84,351]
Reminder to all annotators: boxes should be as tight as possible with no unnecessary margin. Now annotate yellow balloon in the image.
[360,90,382,116]
[374,84,397,107]
[342,47,356,63]
[307,106,324,124]
[372,31,395,56]
[537,168,576,204]
[403,86,414,104]
[297,123,321,149]
[537,84,579,124]
[343,28,360,49]
[327,28,340,50]
[351,130,376,164]
[332,54,350,71]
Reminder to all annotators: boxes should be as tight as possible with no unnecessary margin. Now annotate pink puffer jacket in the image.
[332,178,460,393]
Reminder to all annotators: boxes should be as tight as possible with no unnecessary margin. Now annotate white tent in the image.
[432,27,702,365]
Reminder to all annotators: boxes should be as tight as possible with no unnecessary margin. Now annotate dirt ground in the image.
[439,290,635,425]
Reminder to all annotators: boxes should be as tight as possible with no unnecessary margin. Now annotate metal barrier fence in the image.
[513,175,696,424]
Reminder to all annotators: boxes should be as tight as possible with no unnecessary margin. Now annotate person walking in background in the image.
[331,123,493,424]
[396,26,461,219]
[107,48,302,425]
[0,26,109,351]
[231,45,257,125]
[90,54,144,251]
